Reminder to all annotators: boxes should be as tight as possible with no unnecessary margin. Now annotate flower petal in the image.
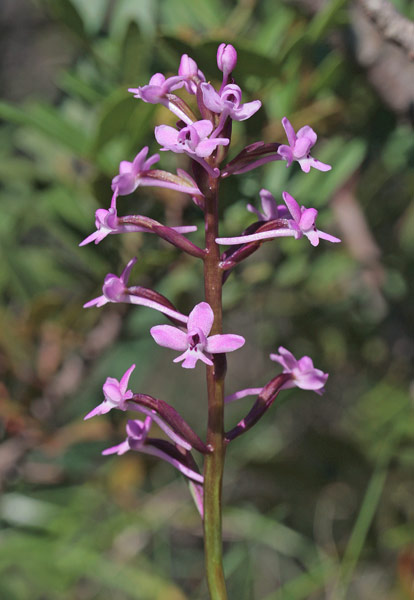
[177,351,199,369]
[206,334,245,353]
[281,117,297,147]
[295,370,328,390]
[231,100,262,121]
[282,191,301,223]
[277,144,293,166]
[246,203,265,220]
[297,356,314,371]
[102,441,130,455]
[83,295,108,308]
[84,402,111,420]
[270,346,297,370]
[260,189,278,220]
[300,208,318,231]
[296,125,317,146]
[120,257,138,285]
[154,125,179,149]
[305,230,320,246]
[120,364,136,394]
[316,229,341,244]
[294,136,312,158]
[196,138,229,158]
[308,158,332,172]
[201,83,224,113]
[192,119,213,139]
[150,325,188,350]
[188,302,214,336]
[131,147,149,172]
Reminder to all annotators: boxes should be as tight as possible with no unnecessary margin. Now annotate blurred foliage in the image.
[0,0,413,598]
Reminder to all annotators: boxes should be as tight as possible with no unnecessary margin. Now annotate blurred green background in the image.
[0,0,413,598]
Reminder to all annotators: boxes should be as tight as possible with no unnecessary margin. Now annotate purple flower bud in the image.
[217,43,237,76]
[178,54,206,94]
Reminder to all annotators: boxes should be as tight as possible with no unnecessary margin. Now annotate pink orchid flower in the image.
[150,302,245,369]
[216,191,341,247]
[155,120,229,159]
[102,418,204,483]
[178,54,206,94]
[84,364,135,419]
[111,147,160,196]
[247,188,290,221]
[225,347,329,404]
[201,83,261,122]
[79,190,196,247]
[277,117,331,173]
[270,346,329,393]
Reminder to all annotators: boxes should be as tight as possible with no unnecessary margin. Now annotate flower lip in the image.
[187,328,207,350]
[102,275,126,302]
[126,417,151,447]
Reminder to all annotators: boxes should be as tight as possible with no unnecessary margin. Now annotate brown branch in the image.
[357,0,414,59]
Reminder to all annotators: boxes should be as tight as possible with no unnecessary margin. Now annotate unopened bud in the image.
[217,43,237,75]
[178,54,198,78]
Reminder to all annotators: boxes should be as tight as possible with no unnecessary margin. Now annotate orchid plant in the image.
[81,43,339,599]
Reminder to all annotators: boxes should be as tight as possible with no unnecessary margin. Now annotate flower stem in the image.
[203,174,228,600]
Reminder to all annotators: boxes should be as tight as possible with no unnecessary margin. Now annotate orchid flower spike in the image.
[150,302,245,369]
[247,188,290,221]
[102,418,204,483]
[270,347,328,393]
[178,54,206,94]
[282,191,341,247]
[84,364,135,420]
[277,117,332,173]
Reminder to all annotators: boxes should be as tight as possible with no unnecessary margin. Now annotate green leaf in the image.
[120,21,151,83]
[0,101,89,156]
[91,90,156,159]
[160,0,227,30]
[289,137,367,206]
[306,0,349,43]
[45,0,89,43]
